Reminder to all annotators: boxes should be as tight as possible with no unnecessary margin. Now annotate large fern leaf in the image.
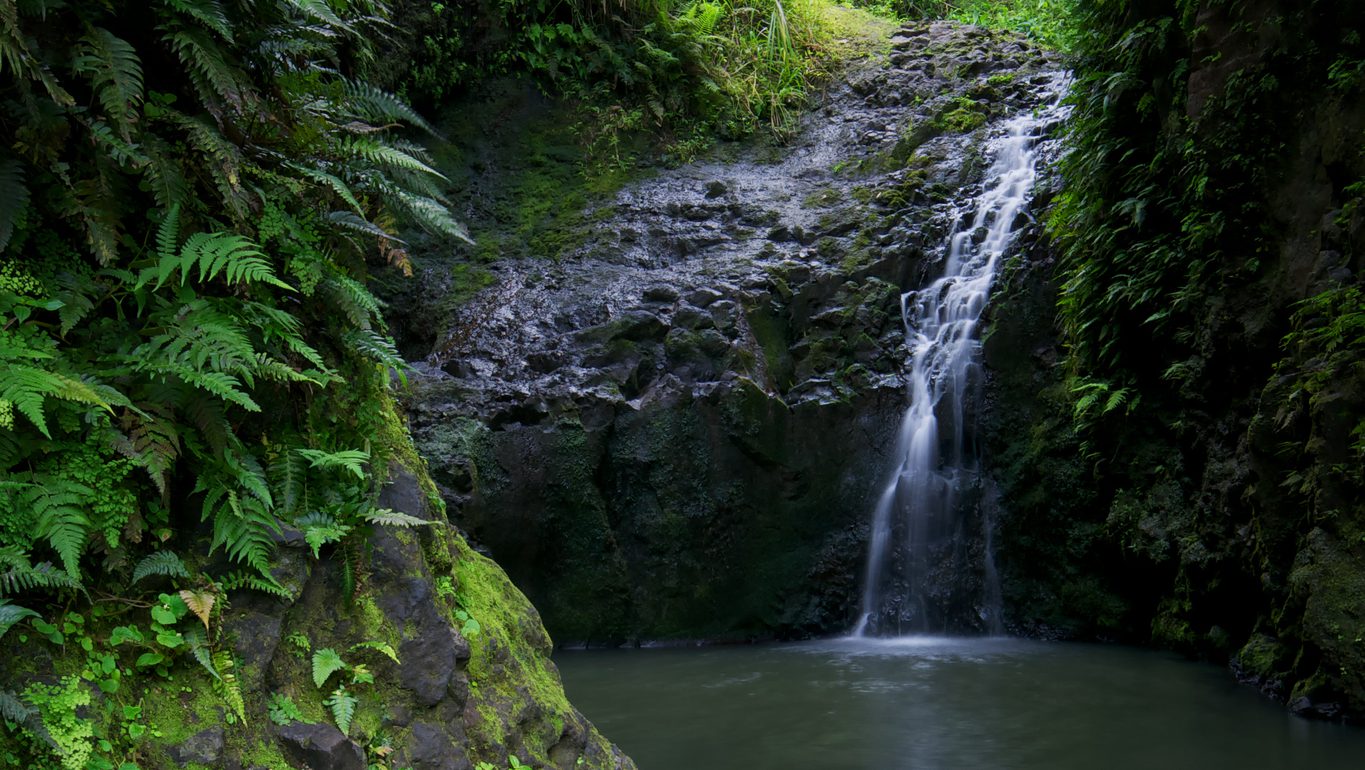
[29,482,93,580]
[72,28,143,136]
[295,448,369,480]
[311,647,346,688]
[0,365,116,438]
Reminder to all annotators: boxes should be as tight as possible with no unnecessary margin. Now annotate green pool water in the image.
[556,636,1365,769]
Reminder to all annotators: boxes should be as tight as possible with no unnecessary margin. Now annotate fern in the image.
[0,365,117,438]
[179,588,216,631]
[0,598,38,639]
[0,157,27,253]
[212,649,247,723]
[344,329,409,384]
[0,687,35,724]
[295,448,369,480]
[311,647,346,688]
[72,28,144,137]
[0,552,81,596]
[324,685,357,734]
[295,511,351,558]
[216,569,289,597]
[131,551,190,584]
[165,0,235,41]
[362,508,432,528]
[349,640,399,664]
[141,231,291,291]
[28,483,94,580]
[342,80,441,138]
[164,26,248,109]
[183,626,219,680]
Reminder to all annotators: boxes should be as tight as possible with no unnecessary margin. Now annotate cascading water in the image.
[854,85,1067,637]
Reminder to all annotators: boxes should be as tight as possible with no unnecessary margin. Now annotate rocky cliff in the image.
[398,22,1063,644]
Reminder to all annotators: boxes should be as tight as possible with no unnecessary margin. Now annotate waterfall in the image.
[854,91,1065,637]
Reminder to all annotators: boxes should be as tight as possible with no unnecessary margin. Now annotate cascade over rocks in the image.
[401,22,1063,643]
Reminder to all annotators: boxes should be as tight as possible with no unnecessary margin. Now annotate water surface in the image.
[556,637,1365,769]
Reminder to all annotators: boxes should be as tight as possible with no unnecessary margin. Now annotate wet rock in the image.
[401,723,472,770]
[642,284,679,302]
[704,180,728,198]
[168,727,224,765]
[276,722,366,770]
[685,287,724,307]
[672,304,716,330]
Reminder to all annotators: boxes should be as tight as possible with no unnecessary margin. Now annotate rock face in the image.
[981,0,1365,720]
[402,23,1064,643]
[0,461,636,769]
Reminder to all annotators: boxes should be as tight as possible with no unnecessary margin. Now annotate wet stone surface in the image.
[401,22,1067,643]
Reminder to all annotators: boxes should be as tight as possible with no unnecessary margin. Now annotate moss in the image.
[935,96,988,133]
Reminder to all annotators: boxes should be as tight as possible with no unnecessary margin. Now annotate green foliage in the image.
[267,693,304,726]
[312,647,347,689]
[0,0,463,759]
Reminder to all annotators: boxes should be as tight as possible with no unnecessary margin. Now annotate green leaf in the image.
[109,626,145,646]
[312,647,345,689]
[156,630,185,649]
[323,686,357,734]
[0,599,39,640]
[135,652,165,668]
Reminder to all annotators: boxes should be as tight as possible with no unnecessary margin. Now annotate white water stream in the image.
[855,93,1065,637]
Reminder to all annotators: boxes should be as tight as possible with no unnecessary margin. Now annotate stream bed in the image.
[556,637,1365,769]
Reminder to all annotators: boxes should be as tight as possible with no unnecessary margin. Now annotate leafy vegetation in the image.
[0,0,469,763]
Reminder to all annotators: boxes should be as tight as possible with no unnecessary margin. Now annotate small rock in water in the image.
[704,180,728,198]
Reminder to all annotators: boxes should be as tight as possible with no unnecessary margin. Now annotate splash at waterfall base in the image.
[400,22,1064,645]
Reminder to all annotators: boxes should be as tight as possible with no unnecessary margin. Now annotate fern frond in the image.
[212,649,246,723]
[131,551,189,584]
[164,27,247,109]
[216,569,288,597]
[348,639,399,663]
[295,448,369,480]
[268,447,309,516]
[361,508,432,528]
[0,598,38,639]
[29,482,93,580]
[312,647,345,688]
[183,625,219,679]
[122,409,181,497]
[343,329,409,384]
[325,273,384,327]
[280,0,354,34]
[325,210,405,243]
[0,157,28,253]
[180,588,216,632]
[0,546,81,595]
[202,487,277,577]
[382,186,471,243]
[0,365,115,437]
[165,0,234,41]
[289,164,364,214]
[324,686,357,734]
[294,511,351,558]
[0,688,35,724]
[341,80,440,137]
[139,362,259,412]
[155,203,182,260]
[341,137,445,180]
[72,28,143,137]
